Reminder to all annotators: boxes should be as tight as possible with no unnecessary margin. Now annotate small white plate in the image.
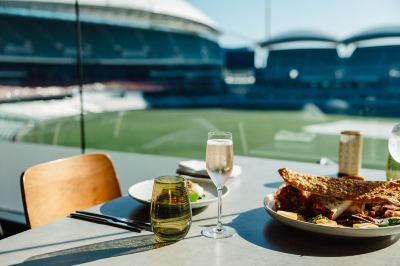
[178,160,242,178]
[128,177,229,209]
[264,193,400,238]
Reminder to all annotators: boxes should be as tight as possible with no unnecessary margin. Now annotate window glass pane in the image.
[7,0,400,171]
[0,0,81,147]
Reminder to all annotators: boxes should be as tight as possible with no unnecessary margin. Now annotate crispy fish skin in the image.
[278,168,400,206]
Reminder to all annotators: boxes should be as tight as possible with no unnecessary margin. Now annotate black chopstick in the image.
[176,169,210,178]
[70,212,141,233]
[75,211,151,231]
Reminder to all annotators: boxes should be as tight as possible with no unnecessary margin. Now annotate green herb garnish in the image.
[307,214,329,223]
[388,218,400,226]
[189,192,199,202]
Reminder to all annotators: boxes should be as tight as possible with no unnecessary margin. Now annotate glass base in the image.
[202,225,236,239]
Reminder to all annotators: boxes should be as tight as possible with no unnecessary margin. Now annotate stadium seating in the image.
[224,48,254,70]
[0,14,222,64]
[3,9,398,116]
[202,39,222,60]
[254,39,400,116]
[344,46,400,81]
[0,12,224,88]
[343,47,382,81]
[172,33,203,59]
[111,29,147,58]
[141,30,176,59]
[262,48,339,82]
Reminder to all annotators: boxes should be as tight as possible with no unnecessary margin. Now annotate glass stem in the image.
[217,188,223,231]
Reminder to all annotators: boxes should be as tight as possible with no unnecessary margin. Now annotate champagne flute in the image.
[202,131,236,238]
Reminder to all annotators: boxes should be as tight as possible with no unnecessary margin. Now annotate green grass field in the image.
[16,109,396,169]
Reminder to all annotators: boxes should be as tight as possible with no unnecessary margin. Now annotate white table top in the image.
[0,142,398,266]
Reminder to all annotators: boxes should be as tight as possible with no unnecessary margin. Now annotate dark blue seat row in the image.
[259,46,400,85]
[0,15,223,63]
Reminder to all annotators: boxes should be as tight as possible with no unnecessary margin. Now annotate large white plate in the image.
[264,193,400,238]
[128,177,229,209]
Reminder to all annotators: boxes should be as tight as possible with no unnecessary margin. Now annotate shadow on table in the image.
[16,234,173,266]
[263,181,283,189]
[17,196,205,265]
[100,196,208,224]
[100,196,151,224]
[230,207,400,257]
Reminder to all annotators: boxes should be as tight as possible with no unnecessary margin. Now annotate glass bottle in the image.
[386,124,400,180]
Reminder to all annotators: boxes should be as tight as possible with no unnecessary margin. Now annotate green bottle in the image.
[386,124,400,181]
[386,153,400,180]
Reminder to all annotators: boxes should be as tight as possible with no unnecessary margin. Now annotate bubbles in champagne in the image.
[206,139,234,188]
[388,124,400,163]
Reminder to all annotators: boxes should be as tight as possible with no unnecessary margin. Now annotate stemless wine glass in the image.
[202,131,236,238]
[150,175,192,242]
[387,124,400,180]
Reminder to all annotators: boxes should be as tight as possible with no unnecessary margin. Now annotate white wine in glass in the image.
[206,139,233,189]
[202,131,236,238]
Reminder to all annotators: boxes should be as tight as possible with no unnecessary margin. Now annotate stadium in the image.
[0,0,399,170]
[1,0,400,116]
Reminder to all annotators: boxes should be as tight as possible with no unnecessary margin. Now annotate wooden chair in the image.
[20,153,122,228]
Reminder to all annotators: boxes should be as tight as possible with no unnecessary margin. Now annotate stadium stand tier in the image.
[255,29,400,116]
[0,1,224,93]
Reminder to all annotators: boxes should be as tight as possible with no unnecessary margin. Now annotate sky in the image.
[187,0,400,48]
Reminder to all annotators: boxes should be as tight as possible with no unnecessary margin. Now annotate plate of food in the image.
[128,177,229,209]
[264,168,400,238]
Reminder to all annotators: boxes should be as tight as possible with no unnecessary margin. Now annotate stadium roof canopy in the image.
[2,0,218,35]
[259,30,337,50]
[343,26,400,44]
[259,30,337,47]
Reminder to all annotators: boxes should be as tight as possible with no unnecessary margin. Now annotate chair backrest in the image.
[21,153,122,228]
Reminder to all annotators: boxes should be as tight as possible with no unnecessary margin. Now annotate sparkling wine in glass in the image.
[202,131,236,238]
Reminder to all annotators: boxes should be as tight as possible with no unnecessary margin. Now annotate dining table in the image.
[0,142,399,266]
